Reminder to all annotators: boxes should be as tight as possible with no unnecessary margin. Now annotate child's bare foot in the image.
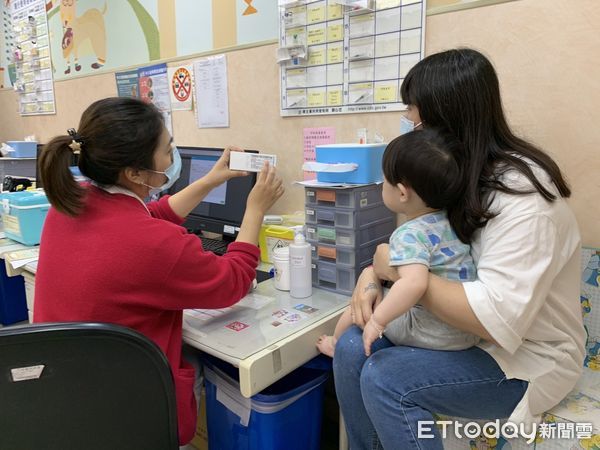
[317,334,336,357]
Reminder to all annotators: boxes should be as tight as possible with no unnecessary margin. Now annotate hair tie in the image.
[67,128,84,155]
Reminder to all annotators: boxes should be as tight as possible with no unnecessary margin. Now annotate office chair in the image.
[0,322,179,450]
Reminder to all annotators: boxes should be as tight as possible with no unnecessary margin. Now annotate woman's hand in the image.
[235,162,284,246]
[373,243,399,282]
[246,162,284,215]
[204,146,249,188]
[349,266,383,328]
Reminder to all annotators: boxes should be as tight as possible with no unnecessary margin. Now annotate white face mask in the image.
[400,116,423,135]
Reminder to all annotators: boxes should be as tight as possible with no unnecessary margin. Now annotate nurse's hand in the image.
[246,162,284,214]
[373,243,399,282]
[205,146,249,187]
[349,266,382,328]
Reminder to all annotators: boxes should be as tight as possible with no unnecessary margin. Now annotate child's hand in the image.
[362,317,385,356]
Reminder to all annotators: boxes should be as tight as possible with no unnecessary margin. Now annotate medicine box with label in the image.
[229,152,277,172]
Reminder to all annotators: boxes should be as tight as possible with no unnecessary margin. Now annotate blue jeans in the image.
[333,326,528,450]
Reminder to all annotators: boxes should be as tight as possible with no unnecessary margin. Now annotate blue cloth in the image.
[333,326,528,450]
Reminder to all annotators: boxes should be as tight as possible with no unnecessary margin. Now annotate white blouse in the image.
[463,163,586,428]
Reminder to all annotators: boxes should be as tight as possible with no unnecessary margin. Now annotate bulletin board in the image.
[9,0,55,115]
[279,0,425,116]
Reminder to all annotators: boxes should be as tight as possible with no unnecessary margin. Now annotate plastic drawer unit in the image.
[304,184,385,210]
[306,218,394,247]
[311,259,372,295]
[305,203,393,230]
[309,239,388,268]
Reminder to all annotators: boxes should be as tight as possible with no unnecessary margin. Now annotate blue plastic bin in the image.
[202,355,329,450]
[0,261,27,325]
[6,141,37,158]
[314,143,386,184]
[1,191,50,245]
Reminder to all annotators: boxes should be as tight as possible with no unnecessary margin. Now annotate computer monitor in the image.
[167,146,257,238]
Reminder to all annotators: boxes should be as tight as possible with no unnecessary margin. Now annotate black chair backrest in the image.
[0,322,179,450]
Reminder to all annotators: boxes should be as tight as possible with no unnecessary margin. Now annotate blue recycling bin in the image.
[202,354,329,450]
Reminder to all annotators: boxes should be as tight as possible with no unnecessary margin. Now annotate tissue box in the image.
[6,141,37,158]
[314,143,386,184]
[1,191,50,245]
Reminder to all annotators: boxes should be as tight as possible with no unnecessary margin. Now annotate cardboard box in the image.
[189,386,208,450]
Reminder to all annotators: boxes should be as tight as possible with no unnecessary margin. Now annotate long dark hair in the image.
[400,48,570,242]
[383,128,465,213]
[39,97,164,216]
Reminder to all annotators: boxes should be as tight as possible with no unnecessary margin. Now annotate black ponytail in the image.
[38,136,86,216]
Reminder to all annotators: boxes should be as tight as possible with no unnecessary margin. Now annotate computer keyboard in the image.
[201,237,229,255]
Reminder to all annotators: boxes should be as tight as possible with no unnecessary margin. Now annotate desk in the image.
[15,247,351,449]
[182,281,349,398]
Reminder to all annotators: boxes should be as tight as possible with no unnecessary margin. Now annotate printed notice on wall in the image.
[138,63,173,135]
[115,69,139,99]
[303,127,336,180]
[194,55,229,128]
[278,0,426,117]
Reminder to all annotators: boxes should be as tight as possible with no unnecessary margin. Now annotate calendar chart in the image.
[279,0,426,117]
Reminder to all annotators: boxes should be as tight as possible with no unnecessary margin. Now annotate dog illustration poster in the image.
[42,0,279,82]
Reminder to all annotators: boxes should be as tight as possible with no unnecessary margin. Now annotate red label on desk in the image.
[225,321,249,332]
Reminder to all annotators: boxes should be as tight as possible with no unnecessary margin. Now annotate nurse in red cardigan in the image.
[34,97,284,445]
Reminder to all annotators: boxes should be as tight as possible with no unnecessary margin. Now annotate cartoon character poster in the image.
[44,0,279,82]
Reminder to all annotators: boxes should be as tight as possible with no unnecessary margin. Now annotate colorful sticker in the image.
[225,321,249,332]
[272,309,288,318]
[284,314,302,323]
[294,304,318,314]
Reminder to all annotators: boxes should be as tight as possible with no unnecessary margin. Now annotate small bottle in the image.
[289,228,312,298]
[272,246,290,291]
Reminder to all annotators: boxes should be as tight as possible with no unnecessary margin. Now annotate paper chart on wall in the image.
[10,0,55,116]
[278,0,425,117]
[194,54,229,128]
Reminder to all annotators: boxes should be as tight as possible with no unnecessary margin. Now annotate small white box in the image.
[229,152,277,172]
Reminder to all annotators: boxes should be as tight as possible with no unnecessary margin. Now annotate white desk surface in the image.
[183,281,349,398]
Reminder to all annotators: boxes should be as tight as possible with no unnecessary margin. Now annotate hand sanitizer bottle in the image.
[289,228,312,298]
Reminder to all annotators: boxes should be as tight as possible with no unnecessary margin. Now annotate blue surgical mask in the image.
[142,146,182,196]
[400,116,422,135]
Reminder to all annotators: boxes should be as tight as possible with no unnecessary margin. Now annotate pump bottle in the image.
[289,228,312,298]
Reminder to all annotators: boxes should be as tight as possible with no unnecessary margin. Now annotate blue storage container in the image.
[314,143,386,184]
[6,141,37,158]
[0,261,27,325]
[203,355,329,450]
[1,191,50,245]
